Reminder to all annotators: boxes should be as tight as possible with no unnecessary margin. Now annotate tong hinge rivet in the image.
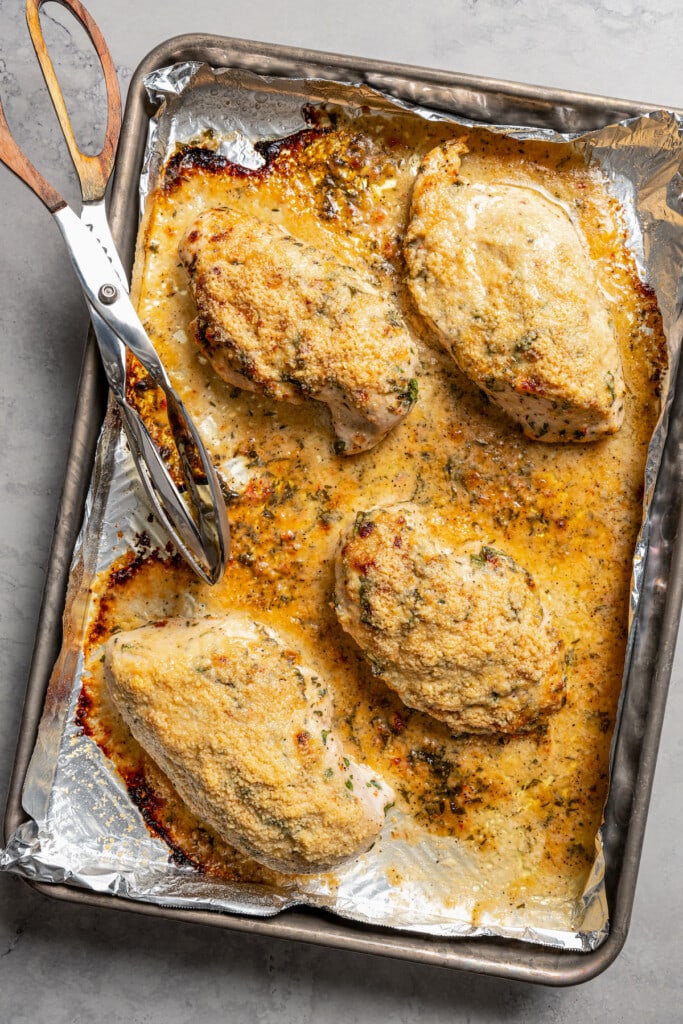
[98,283,119,305]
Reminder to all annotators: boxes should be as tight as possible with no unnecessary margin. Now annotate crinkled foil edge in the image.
[4,63,683,954]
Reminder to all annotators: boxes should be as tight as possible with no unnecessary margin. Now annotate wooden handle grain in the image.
[26,0,122,202]
[0,96,65,211]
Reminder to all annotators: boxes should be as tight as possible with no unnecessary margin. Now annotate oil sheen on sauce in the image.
[79,108,666,919]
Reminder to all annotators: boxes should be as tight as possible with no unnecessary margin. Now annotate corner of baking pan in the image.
[5,32,683,987]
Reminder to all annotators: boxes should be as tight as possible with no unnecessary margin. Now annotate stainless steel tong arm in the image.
[0,0,228,584]
[54,206,169,382]
[53,205,230,585]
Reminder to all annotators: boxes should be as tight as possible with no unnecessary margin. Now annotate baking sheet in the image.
[4,56,683,956]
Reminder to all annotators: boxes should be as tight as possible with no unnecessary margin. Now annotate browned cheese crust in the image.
[178,206,418,454]
[334,504,566,734]
[79,114,667,913]
[104,615,389,873]
[404,139,626,442]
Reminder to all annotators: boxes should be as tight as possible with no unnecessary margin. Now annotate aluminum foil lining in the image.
[4,63,683,952]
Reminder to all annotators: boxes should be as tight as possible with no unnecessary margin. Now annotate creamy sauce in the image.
[80,110,666,916]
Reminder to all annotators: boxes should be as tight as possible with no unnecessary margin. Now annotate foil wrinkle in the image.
[3,61,683,954]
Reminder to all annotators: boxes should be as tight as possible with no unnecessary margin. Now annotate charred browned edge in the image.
[79,548,185,740]
[74,687,94,735]
[77,546,205,870]
[161,126,331,193]
[75,697,199,868]
[635,279,667,393]
[123,767,204,870]
[79,550,168,737]
[84,548,185,650]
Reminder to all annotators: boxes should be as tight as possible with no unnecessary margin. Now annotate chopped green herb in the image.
[606,370,616,403]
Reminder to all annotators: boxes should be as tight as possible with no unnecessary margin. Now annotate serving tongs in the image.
[0,0,229,584]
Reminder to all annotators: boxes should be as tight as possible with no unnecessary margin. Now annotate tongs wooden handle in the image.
[26,0,121,202]
[0,89,64,212]
[0,0,120,210]
[0,0,230,584]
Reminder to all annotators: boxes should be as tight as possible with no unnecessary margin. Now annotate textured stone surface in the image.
[1,0,682,1018]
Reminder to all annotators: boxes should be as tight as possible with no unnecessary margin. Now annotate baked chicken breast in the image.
[404,139,625,442]
[104,615,391,874]
[334,505,566,735]
[179,207,418,454]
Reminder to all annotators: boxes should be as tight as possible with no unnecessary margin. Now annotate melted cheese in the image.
[80,111,666,917]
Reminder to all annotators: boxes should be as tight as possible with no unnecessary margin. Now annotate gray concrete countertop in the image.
[1,1,682,1019]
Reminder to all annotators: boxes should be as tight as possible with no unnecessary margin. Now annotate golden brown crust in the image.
[84,114,667,907]
[178,206,419,454]
[334,505,566,734]
[404,139,626,442]
[104,615,390,873]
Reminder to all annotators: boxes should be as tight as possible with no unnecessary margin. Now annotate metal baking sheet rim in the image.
[4,34,683,987]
